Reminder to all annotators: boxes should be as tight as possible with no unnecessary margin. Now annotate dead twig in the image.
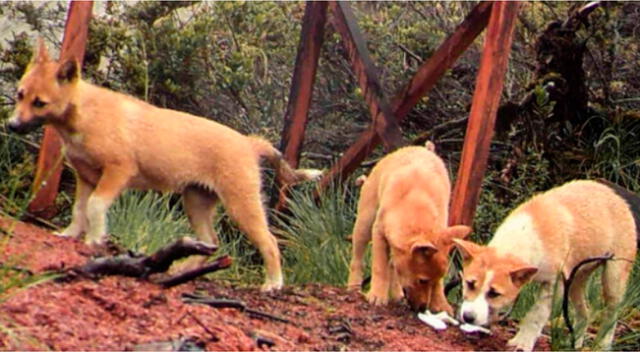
[182,292,291,324]
[395,42,422,63]
[187,311,220,343]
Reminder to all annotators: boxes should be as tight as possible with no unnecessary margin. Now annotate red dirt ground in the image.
[0,218,550,351]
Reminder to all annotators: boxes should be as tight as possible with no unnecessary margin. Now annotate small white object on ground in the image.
[459,323,492,335]
[432,311,459,326]
[417,310,459,330]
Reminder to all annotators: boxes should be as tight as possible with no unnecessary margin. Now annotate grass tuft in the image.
[274,183,357,286]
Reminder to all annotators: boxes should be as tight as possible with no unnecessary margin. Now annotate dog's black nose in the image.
[462,311,476,324]
[6,120,20,133]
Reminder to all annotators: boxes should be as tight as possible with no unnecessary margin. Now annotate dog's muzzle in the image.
[6,117,44,134]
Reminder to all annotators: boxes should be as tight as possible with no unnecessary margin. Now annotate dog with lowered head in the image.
[7,40,321,291]
[347,142,470,314]
[454,179,638,351]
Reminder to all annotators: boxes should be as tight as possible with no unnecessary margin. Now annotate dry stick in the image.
[155,255,232,288]
[562,253,614,348]
[182,292,291,324]
[187,311,220,343]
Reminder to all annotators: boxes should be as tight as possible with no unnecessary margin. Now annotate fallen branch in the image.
[156,255,232,288]
[182,292,291,324]
[562,252,614,348]
[142,237,218,274]
[60,237,218,281]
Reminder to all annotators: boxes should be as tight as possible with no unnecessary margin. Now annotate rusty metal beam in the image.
[328,1,405,152]
[28,1,93,218]
[449,1,521,227]
[319,1,493,190]
[279,1,328,168]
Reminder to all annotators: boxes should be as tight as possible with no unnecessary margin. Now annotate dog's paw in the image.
[366,291,389,306]
[84,235,107,248]
[346,273,363,291]
[346,283,361,292]
[54,230,74,238]
[260,279,283,292]
[430,301,454,317]
[507,334,536,352]
[55,225,83,239]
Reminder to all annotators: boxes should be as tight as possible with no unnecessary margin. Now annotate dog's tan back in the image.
[9,40,321,291]
[455,180,638,351]
[348,143,469,313]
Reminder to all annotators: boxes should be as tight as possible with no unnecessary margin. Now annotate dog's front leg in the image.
[429,278,453,315]
[367,225,391,305]
[508,282,557,352]
[85,167,132,246]
[56,176,93,238]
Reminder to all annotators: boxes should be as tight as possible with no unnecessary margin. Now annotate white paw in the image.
[366,291,389,306]
[507,334,536,352]
[55,226,83,238]
[261,277,283,292]
[84,234,107,247]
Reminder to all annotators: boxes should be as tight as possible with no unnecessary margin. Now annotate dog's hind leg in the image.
[57,176,93,238]
[183,186,219,246]
[170,186,221,272]
[347,181,378,291]
[217,177,283,291]
[598,259,632,349]
[569,265,598,348]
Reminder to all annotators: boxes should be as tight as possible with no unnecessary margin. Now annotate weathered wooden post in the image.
[328,1,405,153]
[279,1,328,168]
[318,2,494,190]
[275,2,328,210]
[449,1,521,227]
[28,1,93,218]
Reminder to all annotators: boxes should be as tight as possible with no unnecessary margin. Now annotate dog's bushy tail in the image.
[248,136,323,185]
[597,178,640,246]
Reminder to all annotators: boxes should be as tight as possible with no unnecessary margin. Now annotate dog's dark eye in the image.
[466,280,476,290]
[16,90,24,101]
[418,278,430,285]
[32,97,47,108]
[487,287,501,299]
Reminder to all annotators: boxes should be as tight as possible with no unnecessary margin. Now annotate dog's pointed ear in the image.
[452,239,480,264]
[442,225,472,242]
[32,37,51,64]
[509,266,538,288]
[411,241,438,260]
[57,58,80,84]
